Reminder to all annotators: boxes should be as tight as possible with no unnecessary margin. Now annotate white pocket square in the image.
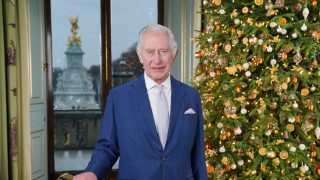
[184,108,196,114]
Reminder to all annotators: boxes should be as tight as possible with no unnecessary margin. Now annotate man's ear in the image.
[173,49,178,61]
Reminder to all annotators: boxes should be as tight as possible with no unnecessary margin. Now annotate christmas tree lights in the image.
[193,0,320,179]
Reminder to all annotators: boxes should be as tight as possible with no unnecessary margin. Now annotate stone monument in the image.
[54,17,99,110]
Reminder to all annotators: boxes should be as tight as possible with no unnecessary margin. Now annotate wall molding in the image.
[0,1,10,179]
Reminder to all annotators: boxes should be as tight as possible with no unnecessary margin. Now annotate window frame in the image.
[45,0,163,179]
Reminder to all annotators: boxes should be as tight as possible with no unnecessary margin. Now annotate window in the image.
[111,0,158,87]
[47,0,162,178]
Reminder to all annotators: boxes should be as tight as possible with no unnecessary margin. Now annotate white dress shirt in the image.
[144,73,172,131]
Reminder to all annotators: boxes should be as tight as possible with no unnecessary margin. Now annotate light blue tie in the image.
[156,85,169,149]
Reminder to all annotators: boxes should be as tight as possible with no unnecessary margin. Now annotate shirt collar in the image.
[144,72,171,91]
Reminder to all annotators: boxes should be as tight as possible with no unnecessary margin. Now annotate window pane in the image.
[51,0,101,171]
[111,0,158,87]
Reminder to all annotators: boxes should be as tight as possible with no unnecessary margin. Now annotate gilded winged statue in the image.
[67,16,81,48]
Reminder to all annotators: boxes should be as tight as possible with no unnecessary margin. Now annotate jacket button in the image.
[161,157,166,161]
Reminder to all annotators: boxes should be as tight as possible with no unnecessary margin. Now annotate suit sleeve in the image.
[85,91,120,179]
[192,91,208,180]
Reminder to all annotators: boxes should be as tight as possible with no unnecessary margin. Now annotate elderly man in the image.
[74,24,207,180]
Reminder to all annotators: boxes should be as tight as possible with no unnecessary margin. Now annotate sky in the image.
[51,0,157,68]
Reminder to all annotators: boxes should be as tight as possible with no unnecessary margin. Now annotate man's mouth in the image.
[153,66,165,71]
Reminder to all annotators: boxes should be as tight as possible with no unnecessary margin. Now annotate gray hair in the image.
[136,24,178,55]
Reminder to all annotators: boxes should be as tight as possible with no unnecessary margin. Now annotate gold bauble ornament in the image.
[219,134,227,140]
[281,83,288,90]
[259,147,267,156]
[237,30,243,37]
[225,165,231,172]
[286,124,295,132]
[282,53,288,60]
[200,50,206,56]
[276,139,284,145]
[273,158,280,165]
[215,24,221,30]
[242,37,249,45]
[254,0,264,6]
[248,89,258,99]
[226,130,231,138]
[270,102,278,110]
[213,0,221,6]
[292,77,298,84]
[236,86,242,93]
[208,150,215,157]
[318,168,320,175]
[285,77,291,83]
[311,151,317,157]
[279,18,287,25]
[230,27,236,34]
[215,69,221,76]
[207,165,215,173]
[242,7,249,14]
[279,150,289,159]
[260,164,267,173]
[224,44,232,53]
[312,0,317,6]
[301,88,310,96]
[205,64,210,73]
[309,104,314,111]
[214,43,219,49]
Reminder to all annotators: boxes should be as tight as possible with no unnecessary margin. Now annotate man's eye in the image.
[146,50,154,54]
[159,50,168,55]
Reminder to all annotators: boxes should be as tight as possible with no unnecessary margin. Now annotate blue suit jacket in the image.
[85,75,207,180]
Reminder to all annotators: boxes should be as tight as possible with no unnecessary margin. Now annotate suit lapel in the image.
[167,76,185,144]
[129,75,162,149]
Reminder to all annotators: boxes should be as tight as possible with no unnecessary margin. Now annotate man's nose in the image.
[153,51,161,63]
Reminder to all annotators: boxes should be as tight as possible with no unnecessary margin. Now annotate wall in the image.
[2,1,20,179]
[164,0,202,85]
[1,1,33,179]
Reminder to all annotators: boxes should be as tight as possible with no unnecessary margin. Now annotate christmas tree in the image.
[193,0,320,179]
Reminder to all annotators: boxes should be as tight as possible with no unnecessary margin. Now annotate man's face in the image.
[137,30,176,84]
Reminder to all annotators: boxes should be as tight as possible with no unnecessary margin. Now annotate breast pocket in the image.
[180,113,197,139]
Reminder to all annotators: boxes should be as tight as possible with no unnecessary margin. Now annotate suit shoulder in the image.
[178,81,200,96]
[109,79,136,95]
